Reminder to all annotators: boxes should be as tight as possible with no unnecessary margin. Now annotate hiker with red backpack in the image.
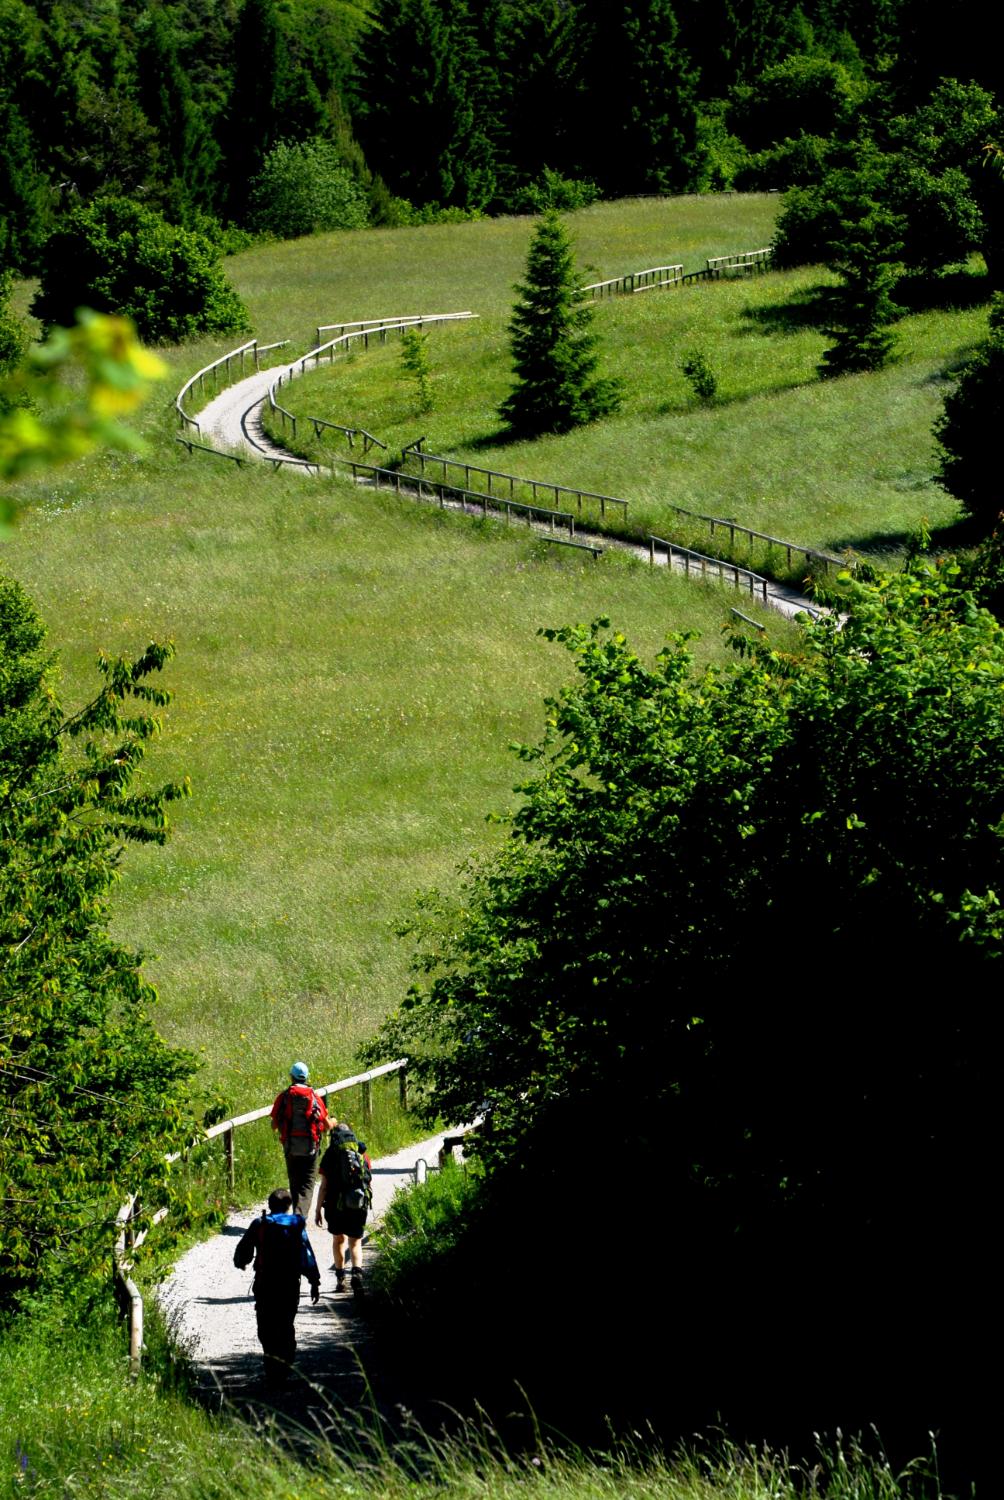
[270,1061,329,1216]
[314,1118,373,1298]
[233,1186,321,1387]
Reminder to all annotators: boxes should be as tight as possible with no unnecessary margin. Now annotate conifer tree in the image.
[136,7,221,220]
[818,207,902,377]
[500,211,621,437]
[355,0,495,211]
[935,293,1004,533]
[491,0,581,200]
[223,0,327,219]
[574,0,705,196]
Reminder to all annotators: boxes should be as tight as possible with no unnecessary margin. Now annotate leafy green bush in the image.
[727,54,863,154]
[31,197,249,343]
[773,81,996,277]
[381,196,484,227]
[247,138,369,238]
[508,168,600,215]
[734,131,833,190]
[0,270,28,391]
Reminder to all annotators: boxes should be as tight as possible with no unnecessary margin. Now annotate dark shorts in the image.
[323,1206,367,1239]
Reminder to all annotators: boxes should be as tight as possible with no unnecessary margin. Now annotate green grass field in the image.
[4,191,981,1117]
[1,193,977,1500]
[4,416,782,1119]
[246,203,986,568]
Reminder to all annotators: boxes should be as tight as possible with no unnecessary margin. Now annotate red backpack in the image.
[281,1085,324,1156]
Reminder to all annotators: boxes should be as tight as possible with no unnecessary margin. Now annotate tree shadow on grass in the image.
[826,511,976,557]
[894,268,992,315]
[739,283,832,336]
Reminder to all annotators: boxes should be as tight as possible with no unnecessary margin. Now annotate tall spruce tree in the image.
[574,0,705,196]
[818,206,902,376]
[491,0,581,202]
[136,6,221,220]
[223,0,327,219]
[354,0,495,210]
[500,210,621,437]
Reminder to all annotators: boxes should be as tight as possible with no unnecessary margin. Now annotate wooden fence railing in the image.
[267,313,478,445]
[660,503,843,575]
[581,264,684,298]
[341,455,580,536]
[175,338,290,433]
[334,454,782,598]
[399,440,629,519]
[578,247,773,300]
[113,1057,408,1375]
[649,534,768,601]
[395,443,841,576]
[314,311,476,347]
[706,248,772,276]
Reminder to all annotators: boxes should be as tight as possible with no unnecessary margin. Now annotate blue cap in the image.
[290,1061,309,1082]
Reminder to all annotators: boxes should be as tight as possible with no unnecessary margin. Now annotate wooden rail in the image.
[315,311,476,346]
[577,247,772,301]
[581,264,683,298]
[398,443,840,577]
[267,313,478,446]
[112,1058,408,1373]
[342,455,578,536]
[175,339,290,432]
[706,248,772,277]
[661,503,843,575]
[649,534,768,601]
[400,441,629,519]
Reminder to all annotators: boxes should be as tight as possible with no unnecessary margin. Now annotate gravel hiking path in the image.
[157,1133,450,1441]
[190,366,821,624]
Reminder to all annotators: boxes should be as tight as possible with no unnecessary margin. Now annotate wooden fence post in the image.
[362,1079,373,1124]
[399,1067,409,1112]
[224,1126,234,1190]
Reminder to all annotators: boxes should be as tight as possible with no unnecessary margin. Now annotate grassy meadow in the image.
[2,1299,946,1500]
[249,204,986,568]
[1,194,979,1500]
[8,191,986,1121]
[4,337,785,1122]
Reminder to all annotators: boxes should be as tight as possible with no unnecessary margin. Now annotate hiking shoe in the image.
[351,1268,364,1299]
[334,1269,347,1291]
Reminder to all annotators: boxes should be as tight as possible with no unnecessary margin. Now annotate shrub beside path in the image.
[158,1132,449,1427]
[190,369,822,624]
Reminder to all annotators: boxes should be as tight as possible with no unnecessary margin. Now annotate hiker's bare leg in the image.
[346,1235,362,1268]
[331,1232,346,1270]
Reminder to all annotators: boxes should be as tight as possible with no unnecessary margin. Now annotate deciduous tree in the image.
[31,196,249,343]
[0,575,195,1301]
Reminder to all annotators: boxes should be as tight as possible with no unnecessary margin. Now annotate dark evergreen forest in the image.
[2,0,1001,272]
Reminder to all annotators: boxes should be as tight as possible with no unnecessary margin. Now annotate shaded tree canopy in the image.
[30,196,249,342]
[365,565,997,1474]
[935,291,1004,529]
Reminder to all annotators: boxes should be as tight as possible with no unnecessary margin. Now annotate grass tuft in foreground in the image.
[0,1293,951,1500]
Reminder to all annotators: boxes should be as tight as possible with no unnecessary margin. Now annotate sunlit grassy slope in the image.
[9,191,976,1110]
[246,200,984,563]
[4,326,786,1110]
